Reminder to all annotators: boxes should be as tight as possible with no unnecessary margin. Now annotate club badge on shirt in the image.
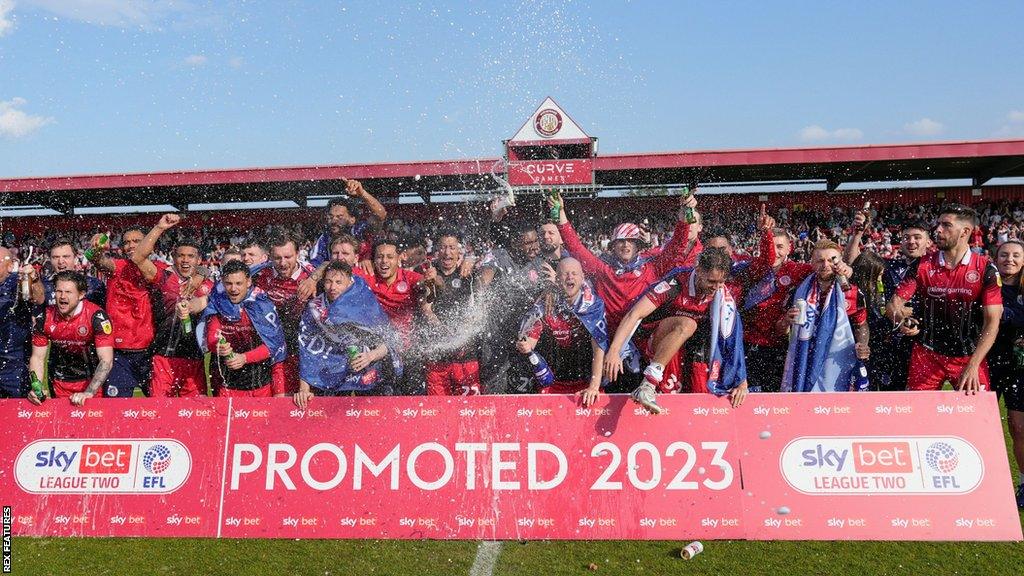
[778,275,792,287]
[396,281,408,293]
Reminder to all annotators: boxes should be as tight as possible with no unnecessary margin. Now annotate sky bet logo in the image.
[801,442,912,473]
[15,439,192,495]
[781,436,983,495]
[35,444,132,474]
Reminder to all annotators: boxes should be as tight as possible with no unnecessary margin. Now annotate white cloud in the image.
[24,0,191,28]
[993,110,1024,137]
[0,97,54,138]
[183,54,206,66]
[798,124,863,143]
[228,56,244,68]
[904,118,944,137]
[0,0,14,37]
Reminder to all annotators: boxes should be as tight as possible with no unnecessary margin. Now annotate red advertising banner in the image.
[2,392,1020,541]
[507,159,594,186]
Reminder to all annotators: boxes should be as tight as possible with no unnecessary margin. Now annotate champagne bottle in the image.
[84,233,110,261]
[30,372,46,403]
[681,186,697,224]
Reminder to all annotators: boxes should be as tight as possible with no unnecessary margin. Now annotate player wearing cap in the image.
[87,226,156,398]
[28,271,114,405]
[132,214,214,397]
[516,258,606,405]
[887,204,1003,394]
[553,192,701,393]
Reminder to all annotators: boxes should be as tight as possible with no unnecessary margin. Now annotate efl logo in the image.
[14,439,192,495]
[780,436,983,495]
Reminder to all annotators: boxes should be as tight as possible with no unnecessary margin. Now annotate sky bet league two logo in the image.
[779,436,983,495]
[15,439,191,494]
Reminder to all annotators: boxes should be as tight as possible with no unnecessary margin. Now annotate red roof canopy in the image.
[2,139,1023,210]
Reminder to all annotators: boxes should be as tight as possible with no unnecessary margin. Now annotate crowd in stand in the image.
[1,183,1022,505]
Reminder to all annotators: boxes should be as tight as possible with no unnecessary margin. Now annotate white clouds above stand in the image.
[0,0,15,37]
[0,97,55,138]
[798,125,864,143]
[904,118,945,137]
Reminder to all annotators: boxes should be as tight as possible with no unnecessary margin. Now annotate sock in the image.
[643,362,665,384]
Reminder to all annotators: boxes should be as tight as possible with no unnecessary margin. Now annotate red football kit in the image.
[205,310,283,396]
[150,267,213,397]
[895,250,1002,390]
[558,218,697,334]
[361,268,423,337]
[253,264,312,394]
[106,258,157,350]
[32,301,114,397]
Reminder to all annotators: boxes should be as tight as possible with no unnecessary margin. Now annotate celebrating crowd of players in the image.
[1,180,1022,503]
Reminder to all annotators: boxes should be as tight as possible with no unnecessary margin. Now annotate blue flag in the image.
[197,286,287,364]
[298,275,402,393]
[781,276,858,392]
[706,287,748,396]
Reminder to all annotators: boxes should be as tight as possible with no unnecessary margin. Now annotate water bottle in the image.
[854,360,870,391]
[680,186,697,224]
[30,372,46,403]
[528,352,554,387]
[84,233,109,261]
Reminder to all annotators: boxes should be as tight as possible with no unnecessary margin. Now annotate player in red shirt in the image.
[778,240,870,391]
[27,271,114,406]
[741,213,814,392]
[202,260,287,397]
[87,226,155,398]
[888,204,1003,393]
[253,231,314,396]
[607,248,735,414]
[363,240,424,338]
[553,191,701,345]
[516,258,605,404]
[132,214,214,397]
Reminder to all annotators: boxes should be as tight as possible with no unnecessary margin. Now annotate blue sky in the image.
[1,0,1023,179]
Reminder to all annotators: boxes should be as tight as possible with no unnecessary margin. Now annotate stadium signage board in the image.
[507,159,594,186]
[1,393,1019,541]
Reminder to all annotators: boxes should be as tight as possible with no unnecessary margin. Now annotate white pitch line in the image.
[468,540,503,576]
